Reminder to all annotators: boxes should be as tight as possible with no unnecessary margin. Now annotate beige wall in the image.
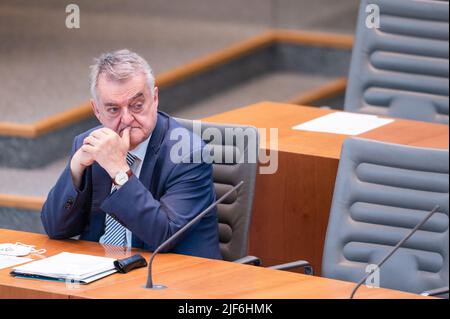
[2,0,360,33]
[274,0,359,32]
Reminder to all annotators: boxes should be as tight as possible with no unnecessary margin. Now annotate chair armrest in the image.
[421,286,449,297]
[268,260,314,275]
[233,255,262,266]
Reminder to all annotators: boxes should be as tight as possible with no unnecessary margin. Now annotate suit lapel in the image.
[131,112,168,249]
[138,112,168,188]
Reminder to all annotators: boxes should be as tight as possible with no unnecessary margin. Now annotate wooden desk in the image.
[0,229,143,299]
[0,230,428,299]
[203,102,449,273]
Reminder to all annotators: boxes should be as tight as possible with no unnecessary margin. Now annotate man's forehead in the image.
[97,73,149,104]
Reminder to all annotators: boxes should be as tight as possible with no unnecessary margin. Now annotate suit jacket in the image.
[41,112,222,259]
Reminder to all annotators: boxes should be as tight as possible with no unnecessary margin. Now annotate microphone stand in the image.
[350,205,441,299]
[145,181,244,289]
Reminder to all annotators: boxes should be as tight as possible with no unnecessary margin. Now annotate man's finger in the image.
[90,130,107,139]
[83,136,99,146]
[100,127,115,136]
[81,144,96,153]
[121,127,131,146]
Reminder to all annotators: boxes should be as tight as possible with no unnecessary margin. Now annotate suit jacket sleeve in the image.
[40,135,92,239]
[100,149,215,252]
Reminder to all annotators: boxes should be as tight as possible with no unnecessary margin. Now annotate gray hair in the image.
[89,49,155,102]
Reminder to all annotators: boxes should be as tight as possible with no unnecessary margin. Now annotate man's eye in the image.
[107,108,119,113]
[132,103,143,111]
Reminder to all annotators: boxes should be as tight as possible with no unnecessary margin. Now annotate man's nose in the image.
[120,107,134,125]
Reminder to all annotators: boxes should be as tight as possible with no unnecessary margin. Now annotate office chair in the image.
[344,0,449,124]
[174,118,261,265]
[270,137,449,297]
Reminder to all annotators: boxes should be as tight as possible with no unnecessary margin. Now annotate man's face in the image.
[92,73,158,150]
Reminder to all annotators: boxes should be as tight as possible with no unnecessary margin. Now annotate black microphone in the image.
[350,204,441,299]
[144,181,244,289]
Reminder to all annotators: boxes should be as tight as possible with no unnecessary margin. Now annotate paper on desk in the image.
[12,252,117,282]
[292,112,394,135]
[0,255,33,270]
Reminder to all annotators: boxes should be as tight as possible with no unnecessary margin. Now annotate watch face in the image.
[115,171,129,186]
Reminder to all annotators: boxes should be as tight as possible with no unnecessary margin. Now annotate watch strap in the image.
[112,169,133,185]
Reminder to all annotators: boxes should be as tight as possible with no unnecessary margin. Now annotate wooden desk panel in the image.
[0,230,428,299]
[0,229,144,299]
[204,102,449,157]
[69,257,425,299]
[203,102,449,273]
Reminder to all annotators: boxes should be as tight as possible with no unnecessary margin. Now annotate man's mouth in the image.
[120,126,139,132]
[119,127,140,137]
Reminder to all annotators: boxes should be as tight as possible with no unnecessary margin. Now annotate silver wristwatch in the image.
[113,169,132,187]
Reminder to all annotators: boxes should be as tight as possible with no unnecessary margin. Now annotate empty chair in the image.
[271,137,449,297]
[345,0,449,124]
[175,118,260,264]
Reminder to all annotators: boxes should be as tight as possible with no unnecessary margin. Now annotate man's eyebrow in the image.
[104,92,144,107]
[128,92,144,104]
[104,102,119,107]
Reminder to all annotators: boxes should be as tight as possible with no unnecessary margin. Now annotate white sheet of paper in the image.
[0,255,33,270]
[12,252,117,281]
[292,112,394,135]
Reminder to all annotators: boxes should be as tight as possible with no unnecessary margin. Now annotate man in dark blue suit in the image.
[41,49,222,259]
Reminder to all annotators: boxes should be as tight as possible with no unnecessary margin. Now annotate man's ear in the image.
[90,99,101,122]
[152,86,159,110]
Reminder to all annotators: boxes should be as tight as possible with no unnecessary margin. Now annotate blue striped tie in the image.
[102,153,137,246]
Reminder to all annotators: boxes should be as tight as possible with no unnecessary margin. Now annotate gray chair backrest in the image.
[174,118,259,261]
[344,0,449,124]
[322,137,449,294]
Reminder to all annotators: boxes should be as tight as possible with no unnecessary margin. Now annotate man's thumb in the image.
[122,127,131,146]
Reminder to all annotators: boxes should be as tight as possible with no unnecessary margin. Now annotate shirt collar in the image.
[129,134,151,163]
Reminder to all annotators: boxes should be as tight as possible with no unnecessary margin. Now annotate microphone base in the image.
[143,284,167,290]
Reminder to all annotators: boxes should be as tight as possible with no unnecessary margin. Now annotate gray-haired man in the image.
[41,49,222,259]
